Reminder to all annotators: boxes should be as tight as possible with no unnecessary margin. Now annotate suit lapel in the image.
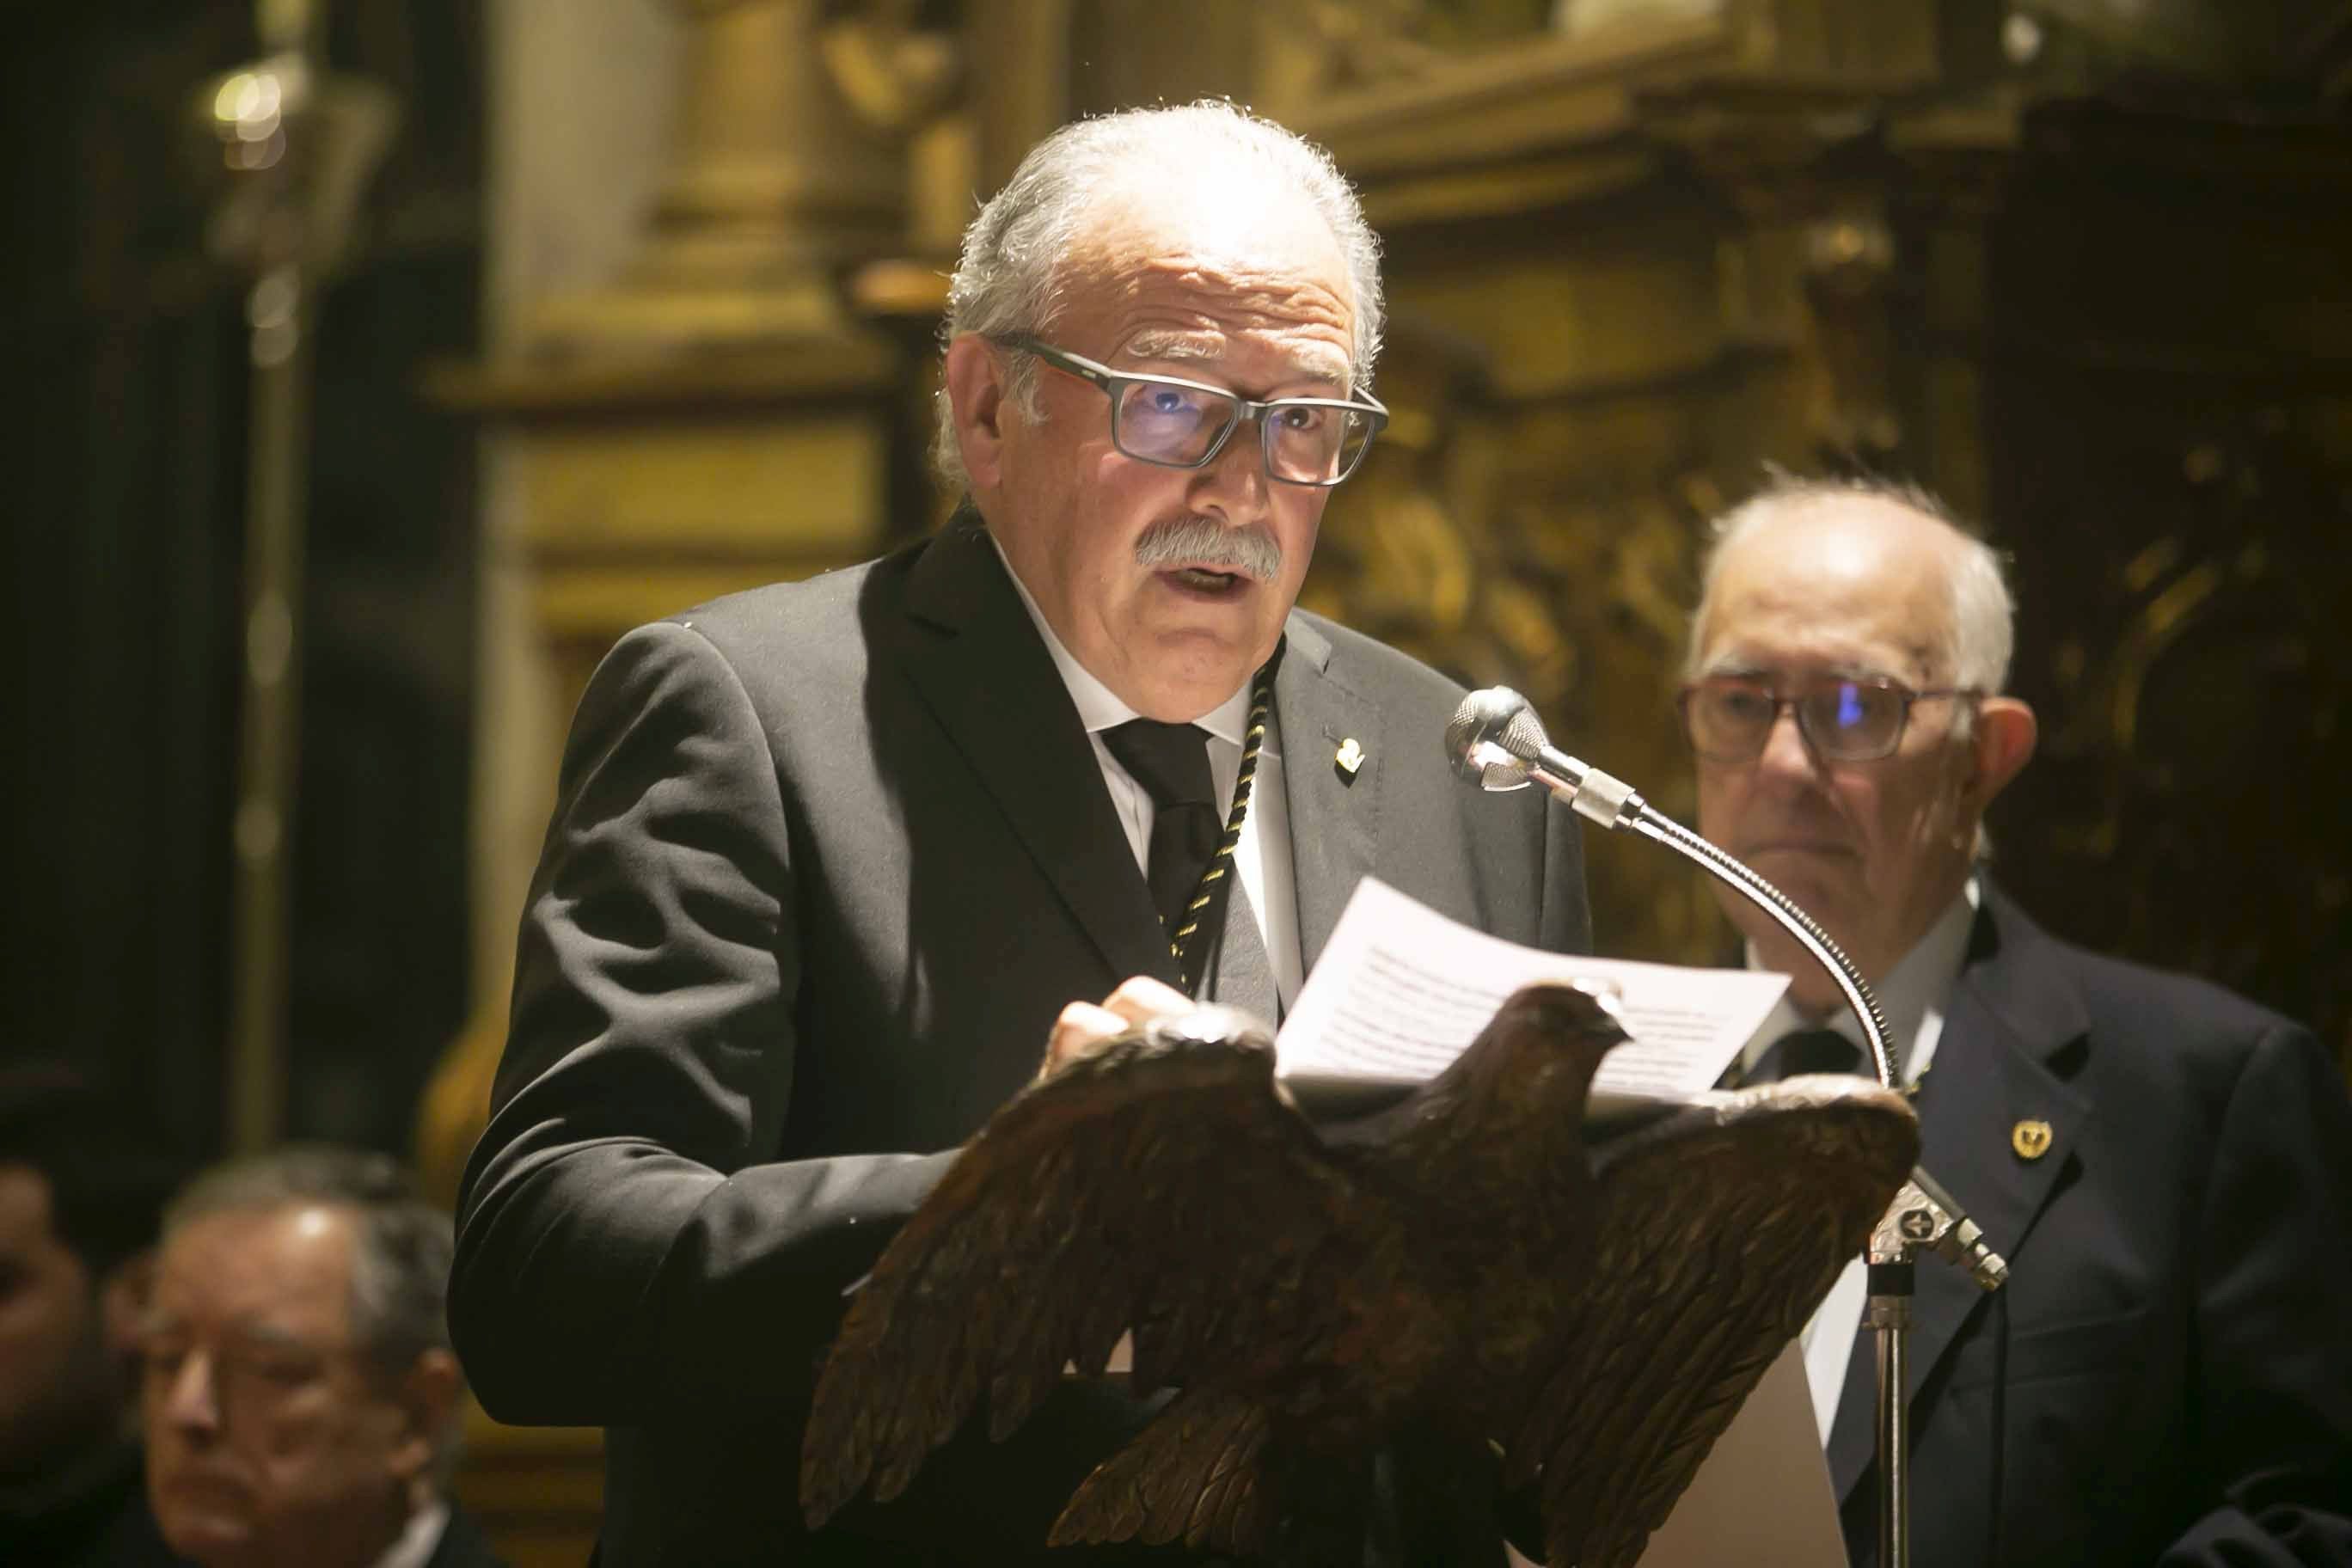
[1829,885,2097,1502]
[893,520,1179,989]
[1276,615,1382,976]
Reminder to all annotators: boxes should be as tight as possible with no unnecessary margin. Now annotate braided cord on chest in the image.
[1167,661,1275,969]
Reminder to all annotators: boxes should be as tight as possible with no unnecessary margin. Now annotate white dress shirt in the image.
[991,539,1303,1009]
[1738,877,1980,1442]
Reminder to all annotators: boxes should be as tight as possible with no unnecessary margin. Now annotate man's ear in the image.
[389,1349,463,1485]
[944,334,1012,493]
[1964,695,2037,813]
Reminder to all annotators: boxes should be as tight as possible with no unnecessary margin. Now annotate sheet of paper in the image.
[1631,1342,1850,1565]
[1275,877,1789,1100]
[1504,1344,1848,1568]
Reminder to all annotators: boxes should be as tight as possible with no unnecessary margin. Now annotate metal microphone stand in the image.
[1455,701,2006,1568]
[1620,799,2005,1568]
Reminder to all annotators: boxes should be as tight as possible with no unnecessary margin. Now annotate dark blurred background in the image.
[6,2,482,1160]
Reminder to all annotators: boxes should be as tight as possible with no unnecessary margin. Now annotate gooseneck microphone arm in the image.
[1446,686,2006,1568]
[1506,744,1899,1087]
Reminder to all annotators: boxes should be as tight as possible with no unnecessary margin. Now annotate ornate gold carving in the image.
[1267,0,1449,101]
[420,0,921,1241]
[1301,327,1734,965]
[1999,410,2352,1065]
[1798,209,1902,458]
[530,0,951,352]
[819,0,962,132]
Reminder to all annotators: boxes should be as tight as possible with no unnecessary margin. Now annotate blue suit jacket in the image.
[1828,883,2352,1566]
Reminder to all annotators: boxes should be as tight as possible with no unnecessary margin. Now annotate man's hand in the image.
[1038,976,1193,1083]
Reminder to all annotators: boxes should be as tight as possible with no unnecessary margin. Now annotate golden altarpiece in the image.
[424,4,2352,1559]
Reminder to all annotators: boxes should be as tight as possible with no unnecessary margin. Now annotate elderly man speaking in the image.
[1681,475,2352,1568]
[451,101,1589,1565]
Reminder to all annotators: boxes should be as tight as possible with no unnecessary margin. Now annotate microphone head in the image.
[1446,687,1550,792]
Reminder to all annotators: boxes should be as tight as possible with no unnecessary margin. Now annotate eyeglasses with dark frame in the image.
[992,334,1389,487]
[139,1325,391,1428]
[1678,674,1984,763]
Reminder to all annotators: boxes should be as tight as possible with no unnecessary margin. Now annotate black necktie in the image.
[1747,1026,1862,1085]
[1101,720,1225,983]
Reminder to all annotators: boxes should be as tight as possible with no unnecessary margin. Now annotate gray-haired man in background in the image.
[1681,475,2352,1567]
[141,1148,505,1568]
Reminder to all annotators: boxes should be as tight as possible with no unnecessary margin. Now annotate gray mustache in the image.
[1133,516,1283,582]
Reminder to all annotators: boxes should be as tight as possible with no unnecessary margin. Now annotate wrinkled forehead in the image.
[1699,507,1957,683]
[151,1203,357,1329]
[1053,178,1358,378]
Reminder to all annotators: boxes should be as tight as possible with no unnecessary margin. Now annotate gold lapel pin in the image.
[2012,1118,2054,1161]
[1334,737,1366,781]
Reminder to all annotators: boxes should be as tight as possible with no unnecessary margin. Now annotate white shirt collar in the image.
[373,1499,449,1568]
[1740,874,1980,1084]
[988,531,1252,742]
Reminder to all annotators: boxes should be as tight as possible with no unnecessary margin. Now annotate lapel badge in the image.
[1334,737,1366,782]
[2011,1118,2054,1161]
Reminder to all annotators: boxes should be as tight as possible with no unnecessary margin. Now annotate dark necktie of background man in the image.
[1743,1026,1862,1086]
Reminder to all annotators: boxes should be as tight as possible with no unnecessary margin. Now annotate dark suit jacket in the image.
[1827,882,2352,1567]
[450,520,1590,1565]
[3,1447,179,1568]
[424,1504,510,1568]
[14,1469,507,1568]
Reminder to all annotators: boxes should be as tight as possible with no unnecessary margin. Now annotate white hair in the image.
[1686,474,2016,695]
[932,99,1385,491]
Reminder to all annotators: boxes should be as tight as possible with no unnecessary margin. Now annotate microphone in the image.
[1444,686,1643,830]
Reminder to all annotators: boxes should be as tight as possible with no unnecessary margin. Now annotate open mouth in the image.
[1745,839,1857,860]
[156,1469,252,1510]
[1161,565,1249,595]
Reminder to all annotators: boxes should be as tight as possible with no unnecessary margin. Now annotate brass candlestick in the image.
[195,0,395,1152]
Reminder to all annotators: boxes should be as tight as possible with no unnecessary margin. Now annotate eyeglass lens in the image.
[1112,378,1372,483]
[1687,677,1908,761]
[143,1337,337,1426]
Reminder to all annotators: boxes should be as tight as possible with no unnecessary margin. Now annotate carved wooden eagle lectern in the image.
[801,983,1917,1566]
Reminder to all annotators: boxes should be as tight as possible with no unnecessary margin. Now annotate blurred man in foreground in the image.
[1683,475,2352,1566]
[142,1147,504,1568]
[0,1071,182,1566]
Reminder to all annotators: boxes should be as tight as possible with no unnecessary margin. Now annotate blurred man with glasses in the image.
[1681,475,2352,1568]
[141,1148,503,1568]
[453,100,1589,1565]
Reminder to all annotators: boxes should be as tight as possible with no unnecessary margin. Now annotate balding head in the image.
[1689,476,2017,699]
[1680,478,2038,1009]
